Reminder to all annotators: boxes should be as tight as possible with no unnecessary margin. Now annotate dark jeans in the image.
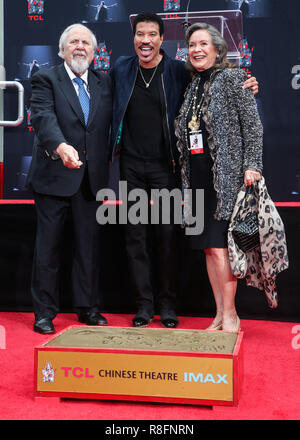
[120,154,181,319]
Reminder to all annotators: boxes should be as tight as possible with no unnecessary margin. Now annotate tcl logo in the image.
[28,0,44,21]
[28,15,44,21]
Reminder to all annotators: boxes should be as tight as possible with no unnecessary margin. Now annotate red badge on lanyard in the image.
[189,130,204,155]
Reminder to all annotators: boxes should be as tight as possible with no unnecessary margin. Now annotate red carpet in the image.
[0,312,299,420]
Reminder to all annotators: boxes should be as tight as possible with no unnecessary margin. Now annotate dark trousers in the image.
[120,155,180,319]
[31,169,101,319]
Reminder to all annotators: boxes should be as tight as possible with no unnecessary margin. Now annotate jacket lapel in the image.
[87,69,102,127]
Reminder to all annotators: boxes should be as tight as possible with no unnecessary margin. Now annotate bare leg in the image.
[205,249,223,329]
[205,247,239,331]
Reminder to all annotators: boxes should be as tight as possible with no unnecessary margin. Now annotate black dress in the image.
[187,68,229,250]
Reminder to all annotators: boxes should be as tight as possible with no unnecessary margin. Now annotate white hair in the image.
[58,23,97,59]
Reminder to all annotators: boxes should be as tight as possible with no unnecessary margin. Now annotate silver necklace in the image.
[138,64,158,88]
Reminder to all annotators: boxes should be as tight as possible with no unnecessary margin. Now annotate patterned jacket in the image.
[175,67,263,220]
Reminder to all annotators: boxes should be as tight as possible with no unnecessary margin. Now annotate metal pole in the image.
[0,81,24,127]
[0,0,4,164]
[0,0,4,198]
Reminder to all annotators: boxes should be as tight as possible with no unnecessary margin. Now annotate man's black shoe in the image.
[161,318,178,329]
[34,317,55,334]
[132,316,153,328]
[78,312,108,326]
[160,309,179,328]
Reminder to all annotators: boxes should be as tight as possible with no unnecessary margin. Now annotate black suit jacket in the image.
[27,63,112,197]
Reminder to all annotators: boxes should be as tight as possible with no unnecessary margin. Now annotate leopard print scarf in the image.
[228,177,289,308]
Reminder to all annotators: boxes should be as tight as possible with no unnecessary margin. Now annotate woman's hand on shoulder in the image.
[243,74,258,95]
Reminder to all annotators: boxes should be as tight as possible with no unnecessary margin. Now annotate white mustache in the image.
[73,50,87,58]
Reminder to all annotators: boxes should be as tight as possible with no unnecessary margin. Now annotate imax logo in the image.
[184,372,228,384]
